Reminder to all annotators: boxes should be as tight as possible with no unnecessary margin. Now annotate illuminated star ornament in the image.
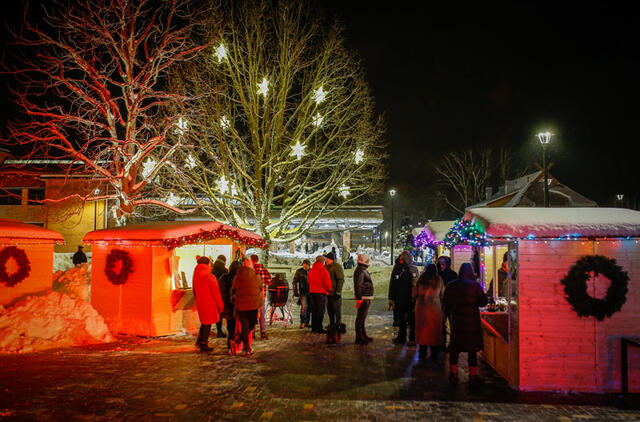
[355,148,364,164]
[214,43,227,62]
[257,77,269,97]
[176,117,188,135]
[338,184,350,199]
[290,140,306,160]
[220,115,231,131]
[216,176,238,196]
[313,86,327,104]
[186,154,197,169]
[312,113,323,127]
[141,158,156,178]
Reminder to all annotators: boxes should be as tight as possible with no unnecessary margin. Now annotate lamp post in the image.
[93,188,100,231]
[389,188,396,265]
[537,132,552,207]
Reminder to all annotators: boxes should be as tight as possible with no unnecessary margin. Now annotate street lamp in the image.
[389,188,396,265]
[537,132,552,207]
[93,188,100,231]
[617,194,624,207]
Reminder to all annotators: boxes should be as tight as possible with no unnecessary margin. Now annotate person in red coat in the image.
[307,255,332,333]
[193,256,224,352]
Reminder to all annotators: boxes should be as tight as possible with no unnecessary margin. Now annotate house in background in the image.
[468,170,597,210]
[0,153,107,253]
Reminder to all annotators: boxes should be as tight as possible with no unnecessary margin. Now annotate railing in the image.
[621,337,640,395]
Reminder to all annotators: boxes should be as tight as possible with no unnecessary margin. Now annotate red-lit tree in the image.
[3,0,209,222]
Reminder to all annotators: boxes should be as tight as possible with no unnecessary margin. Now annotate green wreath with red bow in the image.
[0,246,31,287]
[560,255,628,321]
[104,249,133,285]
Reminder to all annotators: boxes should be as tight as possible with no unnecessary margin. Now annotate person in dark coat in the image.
[437,256,457,285]
[391,250,420,346]
[325,252,344,328]
[219,261,241,353]
[193,256,224,352]
[212,255,228,338]
[353,254,374,344]
[72,245,87,266]
[231,258,263,357]
[442,262,488,385]
[388,255,402,327]
[487,252,509,299]
[293,259,311,329]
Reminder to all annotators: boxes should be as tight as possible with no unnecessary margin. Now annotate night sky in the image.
[2,2,639,221]
[323,1,640,218]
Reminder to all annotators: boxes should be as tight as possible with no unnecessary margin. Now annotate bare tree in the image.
[3,0,209,222]
[164,1,386,245]
[434,149,492,213]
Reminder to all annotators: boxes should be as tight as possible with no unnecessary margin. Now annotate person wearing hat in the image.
[324,251,344,328]
[353,253,374,344]
[293,259,312,328]
[72,245,88,267]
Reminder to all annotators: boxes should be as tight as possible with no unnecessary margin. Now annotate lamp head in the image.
[617,194,624,201]
[537,131,552,145]
[389,188,396,197]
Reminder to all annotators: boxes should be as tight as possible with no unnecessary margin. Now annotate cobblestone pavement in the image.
[0,299,638,421]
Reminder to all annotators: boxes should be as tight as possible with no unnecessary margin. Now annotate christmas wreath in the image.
[0,246,31,287]
[560,255,629,321]
[104,249,133,285]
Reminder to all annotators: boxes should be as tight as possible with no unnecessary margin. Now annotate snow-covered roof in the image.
[465,207,640,238]
[423,220,456,241]
[83,220,265,248]
[0,219,64,242]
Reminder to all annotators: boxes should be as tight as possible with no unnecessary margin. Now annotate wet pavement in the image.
[0,299,638,421]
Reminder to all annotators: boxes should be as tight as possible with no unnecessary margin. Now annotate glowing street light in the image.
[389,188,396,265]
[537,131,552,207]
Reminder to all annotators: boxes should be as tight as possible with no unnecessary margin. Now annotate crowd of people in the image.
[191,249,488,385]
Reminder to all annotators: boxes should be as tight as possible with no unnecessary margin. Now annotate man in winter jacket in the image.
[443,262,488,385]
[391,250,420,346]
[353,254,374,344]
[437,256,457,285]
[193,256,224,352]
[324,252,345,327]
[212,255,228,338]
[308,256,332,333]
[250,254,272,340]
[293,259,311,328]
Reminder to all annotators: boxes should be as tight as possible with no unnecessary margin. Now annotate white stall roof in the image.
[465,207,640,239]
[414,220,456,241]
[0,219,64,242]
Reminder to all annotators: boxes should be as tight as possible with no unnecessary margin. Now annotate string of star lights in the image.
[355,148,364,164]
[313,86,327,104]
[338,184,350,199]
[290,140,306,160]
[257,77,269,97]
[213,43,228,62]
[443,218,488,248]
[312,113,323,127]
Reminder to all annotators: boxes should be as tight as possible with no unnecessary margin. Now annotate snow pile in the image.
[52,264,91,301]
[0,291,115,353]
[53,252,92,273]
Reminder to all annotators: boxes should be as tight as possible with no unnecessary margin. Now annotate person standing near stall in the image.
[392,251,420,346]
[308,255,332,333]
[212,255,228,338]
[231,258,264,357]
[293,259,311,329]
[219,261,241,354]
[193,256,224,352]
[443,262,488,385]
[353,253,374,344]
[324,251,344,328]
[414,264,445,359]
[250,254,272,340]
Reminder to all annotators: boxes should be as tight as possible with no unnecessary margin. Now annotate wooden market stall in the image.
[447,207,640,392]
[83,221,266,337]
[0,219,64,306]
[413,220,455,262]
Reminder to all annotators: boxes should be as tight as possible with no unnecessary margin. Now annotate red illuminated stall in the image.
[83,221,266,337]
[448,207,640,392]
[0,219,64,306]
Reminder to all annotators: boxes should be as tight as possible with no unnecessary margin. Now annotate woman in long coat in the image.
[442,262,488,385]
[413,264,445,359]
[219,261,241,353]
[230,258,263,357]
[193,256,224,352]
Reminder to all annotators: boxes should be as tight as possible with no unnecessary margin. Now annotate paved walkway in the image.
[0,299,638,421]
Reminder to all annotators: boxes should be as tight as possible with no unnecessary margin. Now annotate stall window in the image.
[172,244,233,289]
[0,188,23,205]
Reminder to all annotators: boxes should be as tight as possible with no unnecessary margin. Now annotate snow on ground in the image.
[52,264,91,302]
[53,252,92,273]
[0,291,114,353]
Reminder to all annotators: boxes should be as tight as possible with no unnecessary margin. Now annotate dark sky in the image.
[323,1,640,214]
[2,2,639,219]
